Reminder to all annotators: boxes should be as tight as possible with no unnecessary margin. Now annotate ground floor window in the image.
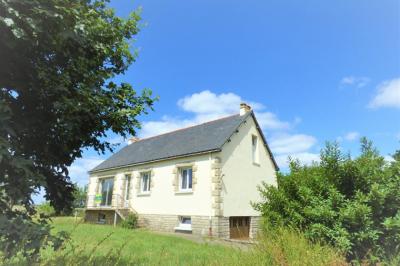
[229,216,250,239]
[179,167,192,191]
[140,172,151,193]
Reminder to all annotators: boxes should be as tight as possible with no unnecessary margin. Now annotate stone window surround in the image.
[135,168,154,196]
[94,175,115,195]
[172,162,198,194]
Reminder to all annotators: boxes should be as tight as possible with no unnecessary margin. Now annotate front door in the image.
[100,178,114,206]
[229,217,250,239]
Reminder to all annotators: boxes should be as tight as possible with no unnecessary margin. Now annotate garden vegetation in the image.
[255,138,400,264]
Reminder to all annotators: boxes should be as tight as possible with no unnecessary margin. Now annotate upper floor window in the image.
[252,135,259,164]
[141,172,151,193]
[179,167,192,191]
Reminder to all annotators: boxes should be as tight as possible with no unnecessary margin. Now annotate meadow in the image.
[2,217,346,266]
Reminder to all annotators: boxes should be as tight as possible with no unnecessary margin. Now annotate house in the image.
[85,103,278,239]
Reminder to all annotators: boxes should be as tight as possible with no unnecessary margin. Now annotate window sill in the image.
[137,192,151,197]
[175,191,193,195]
[174,225,192,232]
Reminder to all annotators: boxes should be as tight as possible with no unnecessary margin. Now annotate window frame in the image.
[124,174,132,201]
[252,135,260,164]
[140,171,151,194]
[174,216,192,231]
[179,167,193,192]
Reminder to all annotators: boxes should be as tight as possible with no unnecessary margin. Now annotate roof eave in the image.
[219,111,279,171]
[250,112,280,171]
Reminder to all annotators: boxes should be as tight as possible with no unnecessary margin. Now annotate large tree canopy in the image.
[0,0,155,257]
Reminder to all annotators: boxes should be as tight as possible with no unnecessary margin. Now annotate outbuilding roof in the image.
[90,111,278,173]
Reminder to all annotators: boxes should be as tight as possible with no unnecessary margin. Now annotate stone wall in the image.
[137,214,215,236]
[85,211,261,240]
[249,216,262,238]
[85,210,120,225]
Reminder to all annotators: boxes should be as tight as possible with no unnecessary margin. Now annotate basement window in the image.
[97,213,106,224]
[174,216,192,232]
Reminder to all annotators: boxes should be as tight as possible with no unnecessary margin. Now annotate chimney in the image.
[240,103,251,116]
[128,137,140,145]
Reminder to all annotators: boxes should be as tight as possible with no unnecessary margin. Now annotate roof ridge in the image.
[135,113,240,143]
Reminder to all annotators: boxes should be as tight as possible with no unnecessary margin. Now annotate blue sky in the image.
[58,1,400,193]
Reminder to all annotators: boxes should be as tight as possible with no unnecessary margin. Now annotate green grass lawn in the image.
[42,217,246,265]
[2,217,346,266]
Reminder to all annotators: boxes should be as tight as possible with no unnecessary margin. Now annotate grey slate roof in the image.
[90,112,278,172]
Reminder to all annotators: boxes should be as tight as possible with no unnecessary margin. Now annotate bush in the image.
[0,212,67,260]
[247,225,347,266]
[120,213,138,229]
[255,138,400,263]
[36,202,56,217]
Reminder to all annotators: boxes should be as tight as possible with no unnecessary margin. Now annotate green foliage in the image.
[0,0,155,258]
[36,202,56,217]
[255,138,400,262]
[72,184,88,209]
[0,213,68,260]
[120,213,138,229]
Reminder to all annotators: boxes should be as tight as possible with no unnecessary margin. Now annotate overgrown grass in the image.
[1,217,347,265]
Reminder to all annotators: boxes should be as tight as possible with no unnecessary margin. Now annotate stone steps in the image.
[116,208,135,220]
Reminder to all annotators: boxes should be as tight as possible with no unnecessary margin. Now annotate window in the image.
[100,177,114,206]
[140,172,151,193]
[252,135,259,164]
[124,174,131,201]
[179,167,192,191]
[174,216,192,231]
[98,213,106,224]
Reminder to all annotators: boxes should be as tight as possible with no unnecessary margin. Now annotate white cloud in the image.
[68,157,104,186]
[344,131,360,141]
[139,90,291,138]
[340,76,370,88]
[178,90,265,115]
[138,90,320,170]
[369,78,400,109]
[269,133,319,169]
[139,116,197,138]
[269,134,317,154]
[275,152,320,169]
[384,155,395,163]
[255,112,290,130]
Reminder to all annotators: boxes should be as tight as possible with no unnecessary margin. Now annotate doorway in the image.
[100,177,114,206]
[229,216,250,239]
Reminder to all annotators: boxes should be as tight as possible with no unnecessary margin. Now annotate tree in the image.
[72,184,87,209]
[0,0,155,258]
[255,138,400,263]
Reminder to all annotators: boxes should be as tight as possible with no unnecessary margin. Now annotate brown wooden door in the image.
[229,217,250,239]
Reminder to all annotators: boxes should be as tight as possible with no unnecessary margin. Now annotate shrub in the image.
[36,202,56,217]
[254,138,400,263]
[247,225,347,266]
[120,213,138,229]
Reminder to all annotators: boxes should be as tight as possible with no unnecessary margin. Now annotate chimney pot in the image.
[240,103,251,116]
